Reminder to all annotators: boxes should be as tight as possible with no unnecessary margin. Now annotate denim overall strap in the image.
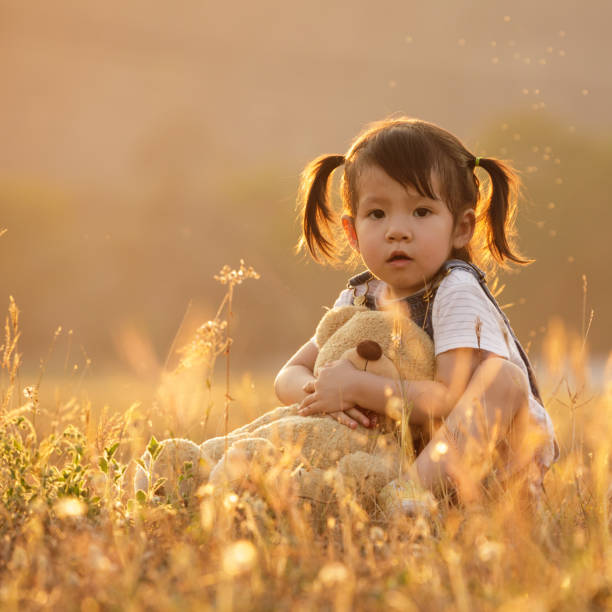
[347,270,377,309]
[436,260,543,404]
[397,288,434,337]
[347,270,439,336]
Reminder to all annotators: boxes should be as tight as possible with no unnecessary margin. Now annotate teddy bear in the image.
[134,305,437,518]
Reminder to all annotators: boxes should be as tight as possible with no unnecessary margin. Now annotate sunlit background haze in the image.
[1,0,610,392]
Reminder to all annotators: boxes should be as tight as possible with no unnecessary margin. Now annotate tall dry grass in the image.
[1,265,611,611]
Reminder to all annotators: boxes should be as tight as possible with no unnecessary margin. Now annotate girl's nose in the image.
[385,220,412,241]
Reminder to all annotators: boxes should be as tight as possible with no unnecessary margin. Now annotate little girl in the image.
[274,117,558,508]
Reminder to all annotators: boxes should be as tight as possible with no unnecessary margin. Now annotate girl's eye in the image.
[367,209,385,219]
[414,207,431,218]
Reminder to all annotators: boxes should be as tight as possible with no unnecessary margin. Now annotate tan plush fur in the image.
[314,305,434,381]
[135,305,436,517]
[133,438,214,501]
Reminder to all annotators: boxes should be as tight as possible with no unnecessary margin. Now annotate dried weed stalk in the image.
[177,260,260,446]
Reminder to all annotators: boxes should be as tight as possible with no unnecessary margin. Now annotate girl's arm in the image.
[275,340,375,428]
[274,340,318,405]
[298,347,496,424]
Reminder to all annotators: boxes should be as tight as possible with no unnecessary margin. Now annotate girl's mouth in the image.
[387,252,412,263]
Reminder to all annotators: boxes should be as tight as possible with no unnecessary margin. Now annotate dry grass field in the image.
[1,266,611,612]
[2,3,611,610]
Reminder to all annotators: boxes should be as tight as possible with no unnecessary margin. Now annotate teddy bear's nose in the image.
[357,340,383,361]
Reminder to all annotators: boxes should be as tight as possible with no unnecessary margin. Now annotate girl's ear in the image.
[341,215,359,251]
[452,208,476,249]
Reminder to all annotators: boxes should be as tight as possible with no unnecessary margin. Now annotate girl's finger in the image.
[331,411,358,429]
[299,392,316,407]
[298,396,317,414]
[302,381,315,394]
[345,408,369,428]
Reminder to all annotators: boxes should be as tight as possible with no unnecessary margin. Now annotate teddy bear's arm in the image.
[274,339,318,405]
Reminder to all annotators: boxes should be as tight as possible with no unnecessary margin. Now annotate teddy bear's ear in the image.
[314,305,367,347]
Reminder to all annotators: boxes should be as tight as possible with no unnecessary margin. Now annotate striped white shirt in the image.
[328,268,559,470]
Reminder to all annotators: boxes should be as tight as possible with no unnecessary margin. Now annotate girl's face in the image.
[343,164,474,299]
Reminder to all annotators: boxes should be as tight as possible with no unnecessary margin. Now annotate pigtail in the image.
[475,157,532,267]
[297,154,345,262]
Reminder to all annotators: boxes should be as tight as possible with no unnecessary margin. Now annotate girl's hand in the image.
[297,359,360,416]
[330,408,377,429]
[300,363,377,429]
[302,384,377,429]
[329,408,370,429]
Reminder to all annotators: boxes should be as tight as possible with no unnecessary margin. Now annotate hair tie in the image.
[474,156,481,167]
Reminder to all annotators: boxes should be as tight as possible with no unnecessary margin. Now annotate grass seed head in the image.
[222,540,257,576]
[214,259,260,287]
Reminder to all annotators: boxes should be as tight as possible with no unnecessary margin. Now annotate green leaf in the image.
[147,436,161,460]
[98,457,108,474]
[113,465,128,483]
[152,477,167,495]
[105,442,119,460]
[178,461,194,484]
[135,490,147,505]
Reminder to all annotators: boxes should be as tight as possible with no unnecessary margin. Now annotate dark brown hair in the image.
[298,117,529,272]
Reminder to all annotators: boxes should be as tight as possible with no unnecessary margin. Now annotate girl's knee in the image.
[476,357,529,404]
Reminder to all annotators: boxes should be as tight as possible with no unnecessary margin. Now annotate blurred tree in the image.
[478,112,612,354]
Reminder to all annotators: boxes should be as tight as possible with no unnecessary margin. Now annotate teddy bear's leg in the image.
[377,473,438,521]
[134,438,213,503]
[372,433,403,466]
[199,407,298,464]
[199,433,251,464]
[291,466,343,532]
[251,416,384,470]
[250,416,319,468]
[293,467,336,505]
[337,451,398,515]
[208,437,282,495]
[229,405,299,436]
